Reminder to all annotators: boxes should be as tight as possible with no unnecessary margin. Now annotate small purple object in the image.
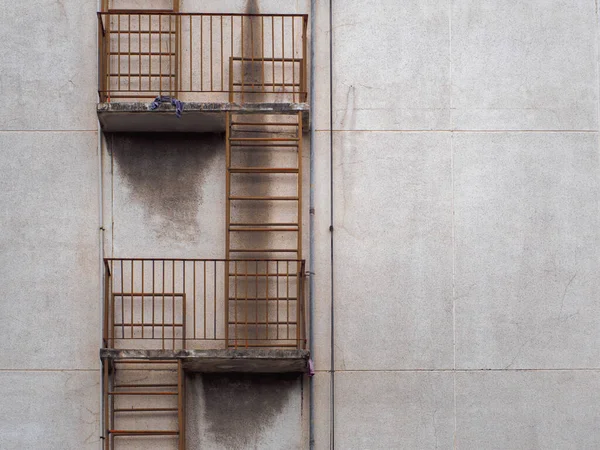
[149,95,184,118]
[308,358,315,377]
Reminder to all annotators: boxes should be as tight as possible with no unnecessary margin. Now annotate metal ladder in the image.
[225,112,304,348]
[103,359,185,449]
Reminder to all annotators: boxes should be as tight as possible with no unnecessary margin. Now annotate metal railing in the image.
[98,12,308,103]
[103,258,307,351]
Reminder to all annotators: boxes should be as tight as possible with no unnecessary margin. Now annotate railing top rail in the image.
[98,11,308,18]
[104,258,306,263]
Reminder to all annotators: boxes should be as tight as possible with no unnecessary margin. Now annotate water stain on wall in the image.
[109,132,223,241]
[187,373,300,449]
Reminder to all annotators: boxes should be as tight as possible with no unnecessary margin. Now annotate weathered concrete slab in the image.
[98,102,310,132]
[100,348,310,373]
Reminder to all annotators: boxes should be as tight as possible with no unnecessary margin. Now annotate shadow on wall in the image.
[109,132,223,241]
[187,373,300,449]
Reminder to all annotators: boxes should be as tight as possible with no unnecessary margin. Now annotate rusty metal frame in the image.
[104,258,306,351]
[97,12,308,103]
[103,358,183,449]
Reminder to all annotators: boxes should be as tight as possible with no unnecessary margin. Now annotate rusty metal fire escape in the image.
[99,4,309,448]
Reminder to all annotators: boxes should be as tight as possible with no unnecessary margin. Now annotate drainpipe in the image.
[308,0,316,448]
[97,3,105,450]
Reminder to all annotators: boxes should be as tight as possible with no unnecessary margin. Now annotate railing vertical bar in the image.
[200,16,203,91]
[138,14,142,94]
[230,15,234,102]
[193,261,196,340]
[182,261,186,348]
[103,263,109,346]
[152,260,155,339]
[128,14,131,96]
[178,14,182,93]
[250,16,254,92]
[303,16,308,101]
[210,16,213,91]
[281,16,285,99]
[202,261,206,339]
[234,261,238,347]
[111,261,115,345]
[148,15,152,94]
[159,14,163,96]
[285,261,290,339]
[265,261,269,340]
[105,14,111,101]
[255,261,259,341]
[245,260,249,347]
[117,15,121,93]
[292,16,295,102]
[272,17,275,93]
[241,16,244,103]
[103,359,109,450]
[213,260,217,341]
[169,13,173,96]
[141,260,144,339]
[276,261,280,340]
[162,260,165,350]
[172,260,176,350]
[120,260,124,338]
[189,15,193,91]
[221,15,224,92]
[297,111,303,258]
[261,16,265,92]
[131,260,134,339]
[177,360,184,450]
[296,263,301,347]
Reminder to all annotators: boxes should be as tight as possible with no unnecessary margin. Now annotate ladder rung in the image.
[230,222,298,227]
[112,292,185,296]
[232,82,301,87]
[229,167,298,173]
[230,143,299,147]
[230,57,303,62]
[109,30,177,34]
[228,273,299,277]
[109,73,176,77]
[229,297,297,301]
[113,323,183,327]
[114,408,179,412]
[228,342,300,348]
[114,384,178,388]
[109,391,178,396]
[229,227,298,232]
[109,430,179,436]
[228,321,298,325]
[229,249,298,253]
[229,196,298,201]
[231,122,299,126]
[229,137,299,142]
[109,52,176,56]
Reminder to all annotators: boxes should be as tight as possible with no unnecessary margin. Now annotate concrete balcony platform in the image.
[100,348,310,373]
[97,102,310,133]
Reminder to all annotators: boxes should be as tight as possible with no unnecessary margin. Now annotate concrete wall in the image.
[312,0,600,448]
[3,0,600,448]
[0,0,101,448]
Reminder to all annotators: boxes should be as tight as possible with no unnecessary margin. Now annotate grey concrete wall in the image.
[4,0,600,448]
[311,0,600,448]
[0,0,101,448]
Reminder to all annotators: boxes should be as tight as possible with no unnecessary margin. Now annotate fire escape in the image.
[97,2,309,448]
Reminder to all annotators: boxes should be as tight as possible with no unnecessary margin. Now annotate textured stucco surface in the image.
[4,0,600,448]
